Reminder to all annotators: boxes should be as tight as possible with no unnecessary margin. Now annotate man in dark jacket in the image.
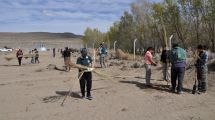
[35,49,40,64]
[160,47,170,82]
[16,49,23,66]
[195,45,208,93]
[53,48,56,58]
[63,47,71,71]
[76,48,93,100]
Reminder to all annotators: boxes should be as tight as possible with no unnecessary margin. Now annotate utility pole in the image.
[133,39,137,60]
[169,34,173,50]
[114,41,117,52]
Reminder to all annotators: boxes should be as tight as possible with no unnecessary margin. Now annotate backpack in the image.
[100,47,107,55]
[170,47,186,63]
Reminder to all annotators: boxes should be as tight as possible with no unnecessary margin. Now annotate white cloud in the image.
[42,10,93,20]
[0,0,138,34]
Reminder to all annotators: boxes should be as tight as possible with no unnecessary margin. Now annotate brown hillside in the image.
[0,32,83,49]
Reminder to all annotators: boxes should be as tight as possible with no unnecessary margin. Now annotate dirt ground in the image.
[0,49,215,120]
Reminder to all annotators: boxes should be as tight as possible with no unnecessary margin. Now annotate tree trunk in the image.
[211,38,215,52]
[161,17,168,48]
[211,24,215,52]
[174,24,186,48]
[208,21,215,52]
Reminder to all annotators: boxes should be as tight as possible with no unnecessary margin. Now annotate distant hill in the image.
[0,32,83,49]
[0,32,83,41]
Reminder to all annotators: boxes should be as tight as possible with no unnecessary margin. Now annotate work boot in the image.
[81,95,85,99]
[177,91,184,95]
[86,96,93,100]
[146,84,153,88]
[171,87,176,93]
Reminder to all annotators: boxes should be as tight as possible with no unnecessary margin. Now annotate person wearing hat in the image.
[195,45,208,93]
[63,47,71,71]
[76,48,93,100]
[98,43,107,68]
[169,43,187,94]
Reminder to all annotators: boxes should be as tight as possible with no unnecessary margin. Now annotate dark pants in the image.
[197,67,208,92]
[79,72,92,97]
[35,57,39,64]
[53,52,55,57]
[18,57,22,66]
[171,67,185,92]
[64,57,71,71]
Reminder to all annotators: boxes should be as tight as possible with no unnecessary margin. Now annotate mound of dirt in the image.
[115,49,133,60]
[109,60,126,67]
[109,61,122,66]
[46,64,57,70]
[120,66,129,71]
[131,62,142,68]
[35,69,44,72]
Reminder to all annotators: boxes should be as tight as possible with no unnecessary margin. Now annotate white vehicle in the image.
[0,48,13,52]
[38,47,47,51]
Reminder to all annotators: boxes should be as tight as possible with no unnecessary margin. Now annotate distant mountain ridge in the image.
[0,32,83,40]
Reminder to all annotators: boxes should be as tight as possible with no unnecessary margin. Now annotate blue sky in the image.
[0,0,161,35]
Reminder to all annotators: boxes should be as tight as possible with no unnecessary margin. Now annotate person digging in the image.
[76,48,94,100]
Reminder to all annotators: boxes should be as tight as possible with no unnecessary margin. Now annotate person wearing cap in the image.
[169,43,187,94]
[63,47,71,71]
[76,48,93,100]
[98,43,107,68]
[195,45,208,93]
[16,49,23,66]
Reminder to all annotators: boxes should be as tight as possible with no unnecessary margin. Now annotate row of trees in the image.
[83,0,215,52]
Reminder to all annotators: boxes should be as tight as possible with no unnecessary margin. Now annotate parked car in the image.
[0,48,13,52]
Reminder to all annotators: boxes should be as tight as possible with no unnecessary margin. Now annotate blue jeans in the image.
[171,67,185,92]
[144,64,151,85]
[100,54,106,68]
[31,56,35,64]
[162,63,170,81]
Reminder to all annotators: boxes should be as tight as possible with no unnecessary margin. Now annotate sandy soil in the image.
[0,50,215,120]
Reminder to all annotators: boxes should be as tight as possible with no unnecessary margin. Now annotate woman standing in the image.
[144,47,157,87]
